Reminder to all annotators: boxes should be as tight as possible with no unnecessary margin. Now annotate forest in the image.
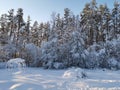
[0,0,120,69]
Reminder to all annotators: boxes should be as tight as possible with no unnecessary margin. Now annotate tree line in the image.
[0,0,120,69]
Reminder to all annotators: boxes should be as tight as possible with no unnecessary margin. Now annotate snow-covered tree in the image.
[0,1,120,70]
[111,1,120,39]
[0,14,9,45]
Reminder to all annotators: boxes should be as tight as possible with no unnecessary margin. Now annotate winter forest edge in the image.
[0,0,120,70]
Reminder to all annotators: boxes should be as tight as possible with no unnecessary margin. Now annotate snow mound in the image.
[63,68,87,79]
[6,58,26,68]
[62,69,75,78]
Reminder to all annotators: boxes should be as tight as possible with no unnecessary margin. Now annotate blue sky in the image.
[0,0,117,23]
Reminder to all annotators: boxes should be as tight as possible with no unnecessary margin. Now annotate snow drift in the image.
[6,58,26,68]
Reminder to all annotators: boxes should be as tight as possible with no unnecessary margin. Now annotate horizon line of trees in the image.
[0,0,120,47]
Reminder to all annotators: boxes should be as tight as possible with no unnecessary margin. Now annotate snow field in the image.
[0,68,120,90]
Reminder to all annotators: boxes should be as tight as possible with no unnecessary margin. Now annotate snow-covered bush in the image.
[43,60,53,69]
[25,43,40,66]
[117,63,120,69]
[0,43,29,64]
[40,42,66,69]
[81,44,101,69]
[108,58,118,70]
[98,49,108,68]
[97,40,120,69]
[63,68,87,80]
[0,44,17,62]
[43,61,65,69]
[85,52,98,68]
[53,62,65,69]
[0,49,7,62]
[69,31,85,67]
[6,58,26,68]
[39,35,120,70]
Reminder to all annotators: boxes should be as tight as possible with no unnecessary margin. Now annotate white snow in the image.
[0,62,6,69]
[6,58,26,68]
[73,53,80,58]
[0,67,120,90]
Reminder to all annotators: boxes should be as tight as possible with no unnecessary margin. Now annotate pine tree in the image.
[14,8,25,46]
[31,21,39,46]
[64,8,70,26]
[25,16,31,44]
[0,14,8,45]
[7,9,14,39]
[80,0,98,46]
[112,1,120,39]
[98,4,111,42]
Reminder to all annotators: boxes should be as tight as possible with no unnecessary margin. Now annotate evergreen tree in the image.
[112,1,120,39]
[31,21,39,46]
[0,14,8,45]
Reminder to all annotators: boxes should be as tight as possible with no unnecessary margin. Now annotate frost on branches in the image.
[0,0,120,69]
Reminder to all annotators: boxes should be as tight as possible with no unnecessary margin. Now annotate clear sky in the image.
[0,0,117,23]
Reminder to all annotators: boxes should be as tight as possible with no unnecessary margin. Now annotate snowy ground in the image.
[0,68,120,90]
